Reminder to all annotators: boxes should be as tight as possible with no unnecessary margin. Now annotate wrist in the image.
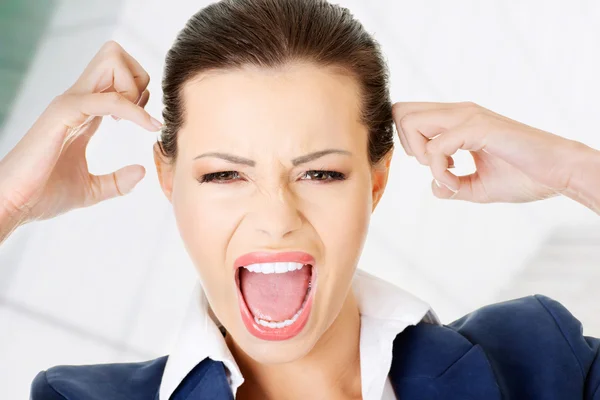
[564,141,600,214]
[0,196,27,245]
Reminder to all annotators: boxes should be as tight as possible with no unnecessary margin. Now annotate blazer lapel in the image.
[389,324,502,400]
[169,358,233,400]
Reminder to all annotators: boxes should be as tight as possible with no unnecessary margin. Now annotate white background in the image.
[1,0,599,398]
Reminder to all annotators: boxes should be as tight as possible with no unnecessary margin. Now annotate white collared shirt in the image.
[159,269,440,400]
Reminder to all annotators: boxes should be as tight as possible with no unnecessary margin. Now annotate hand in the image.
[392,101,593,203]
[0,41,162,225]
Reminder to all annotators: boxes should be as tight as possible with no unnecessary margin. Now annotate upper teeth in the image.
[243,262,305,274]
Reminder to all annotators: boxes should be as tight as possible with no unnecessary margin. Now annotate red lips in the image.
[234,251,317,341]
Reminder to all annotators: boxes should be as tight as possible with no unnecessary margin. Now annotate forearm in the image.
[563,143,600,215]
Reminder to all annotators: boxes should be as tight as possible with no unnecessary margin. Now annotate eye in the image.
[301,170,346,182]
[198,171,241,184]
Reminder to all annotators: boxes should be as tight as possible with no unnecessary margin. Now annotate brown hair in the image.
[158,0,394,165]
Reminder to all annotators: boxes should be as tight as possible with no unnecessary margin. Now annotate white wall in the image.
[1,0,599,398]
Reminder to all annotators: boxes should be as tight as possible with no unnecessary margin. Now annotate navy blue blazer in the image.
[30,294,600,399]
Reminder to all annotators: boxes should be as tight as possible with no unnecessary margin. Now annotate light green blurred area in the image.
[0,0,56,129]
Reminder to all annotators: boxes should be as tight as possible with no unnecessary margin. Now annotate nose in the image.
[250,184,303,240]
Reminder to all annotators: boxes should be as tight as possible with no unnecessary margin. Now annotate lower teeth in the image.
[254,287,311,329]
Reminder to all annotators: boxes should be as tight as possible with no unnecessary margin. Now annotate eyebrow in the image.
[193,149,352,166]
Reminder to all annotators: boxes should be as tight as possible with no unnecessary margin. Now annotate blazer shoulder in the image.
[449,294,599,367]
[30,356,168,400]
[449,294,600,397]
[391,295,600,399]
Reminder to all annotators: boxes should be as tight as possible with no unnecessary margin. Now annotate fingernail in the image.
[150,117,163,130]
[111,115,121,122]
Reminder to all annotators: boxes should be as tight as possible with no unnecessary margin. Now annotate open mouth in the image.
[234,252,317,341]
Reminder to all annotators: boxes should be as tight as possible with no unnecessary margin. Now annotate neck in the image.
[227,290,362,400]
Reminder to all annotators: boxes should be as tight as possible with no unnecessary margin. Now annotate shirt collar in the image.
[159,269,439,400]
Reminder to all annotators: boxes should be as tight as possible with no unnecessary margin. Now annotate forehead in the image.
[178,63,366,153]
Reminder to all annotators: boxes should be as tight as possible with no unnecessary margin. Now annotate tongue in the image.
[240,266,311,322]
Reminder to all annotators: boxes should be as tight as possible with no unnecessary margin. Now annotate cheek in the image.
[171,177,242,287]
[311,186,370,256]
[312,168,372,245]
[306,172,372,288]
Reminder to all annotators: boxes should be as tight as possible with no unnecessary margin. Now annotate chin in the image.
[233,317,323,365]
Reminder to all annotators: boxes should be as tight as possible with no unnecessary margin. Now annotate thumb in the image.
[431,173,489,203]
[90,164,146,203]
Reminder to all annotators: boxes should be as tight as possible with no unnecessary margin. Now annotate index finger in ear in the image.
[394,105,478,165]
[392,101,470,122]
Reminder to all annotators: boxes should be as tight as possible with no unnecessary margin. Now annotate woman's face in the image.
[155,63,391,364]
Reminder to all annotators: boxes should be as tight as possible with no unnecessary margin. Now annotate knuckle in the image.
[139,71,151,86]
[101,40,123,54]
[398,114,415,132]
[392,103,412,125]
[461,101,479,109]
[391,102,404,117]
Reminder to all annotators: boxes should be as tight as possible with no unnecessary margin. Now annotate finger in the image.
[431,178,458,199]
[392,101,473,127]
[392,103,427,157]
[395,122,413,156]
[429,154,460,194]
[395,114,441,165]
[427,126,488,201]
[111,89,150,121]
[432,170,494,202]
[71,57,140,104]
[68,41,118,92]
[393,106,475,166]
[426,124,486,157]
[395,114,429,164]
[121,49,151,95]
[69,41,147,104]
[136,89,150,108]
[111,59,141,104]
[88,164,146,204]
[447,156,455,168]
[52,92,162,137]
[79,92,161,130]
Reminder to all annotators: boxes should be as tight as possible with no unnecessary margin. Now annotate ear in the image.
[153,142,175,203]
[371,148,393,212]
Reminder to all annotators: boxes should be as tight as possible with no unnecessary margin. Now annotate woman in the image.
[1,0,599,399]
